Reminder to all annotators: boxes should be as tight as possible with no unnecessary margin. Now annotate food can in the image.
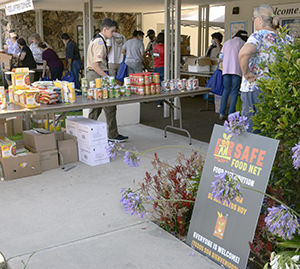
[137,75,144,85]
[155,83,161,94]
[144,75,151,84]
[108,87,114,98]
[69,91,76,103]
[186,79,193,90]
[115,87,120,98]
[95,78,102,88]
[103,76,110,86]
[177,79,184,90]
[182,78,187,89]
[109,76,115,86]
[150,84,156,94]
[137,87,144,95]
[170,80,176,91]
[102,88,108,99]
[97,89,103,99]
[89,81,95,88]
[192,78,199,89]
[87,89,94,100]
[145,84,150,95]
[120,86,126,96]
[154,73,160,83]
[164,80,170,91]
[82,87,87,97]
[93,88,100,100]
[124,77,130,86]
[125,86,131,96]
[81,78,88,88]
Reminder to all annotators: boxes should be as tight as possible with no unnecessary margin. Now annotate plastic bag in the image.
[205,63,223,96]
[116,56,127,82]
[62,71,75,83]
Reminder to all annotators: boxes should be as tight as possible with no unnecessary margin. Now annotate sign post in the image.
[186,125,279,269]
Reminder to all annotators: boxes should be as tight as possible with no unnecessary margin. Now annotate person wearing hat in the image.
[218,30,248,120]
[145,29,157,56]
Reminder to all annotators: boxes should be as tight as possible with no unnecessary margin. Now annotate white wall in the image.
[224,0,300,42]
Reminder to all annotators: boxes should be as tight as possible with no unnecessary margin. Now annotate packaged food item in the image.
[0,136,17,159]
[82,87,87,97]
[145,84,150,95]
[155,83,161,94]
[192,78,199,89]
[7,68,33,89]
[109,76,115,86]
[108,87,114,98]
[81,78,88,88]
[20,90,41,107]
[95,78,102,88]
[153,73,160,83]
[125,86,131,96]
[124,77,130,86]
[103,88,108,99]
[186,79,193,90]
[87,88,94,100]
[150,84,156,94]
[0,86,7,109]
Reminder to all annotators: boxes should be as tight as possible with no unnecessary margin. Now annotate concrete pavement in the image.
[1,124,221,269]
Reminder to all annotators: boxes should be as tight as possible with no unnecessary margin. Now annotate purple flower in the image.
[265,205,300,240]
[106,141,124,160]
[292,141,300,169]
[224,111,249,137]
[120,188,146,218]
[211,172,242,205]
[124,147,141,167]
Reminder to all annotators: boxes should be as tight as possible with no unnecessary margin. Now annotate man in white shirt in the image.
[107,31,126,81]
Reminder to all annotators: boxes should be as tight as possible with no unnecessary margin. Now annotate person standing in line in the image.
[206,32,223,58]
[30,33,49,66]
[107,27,126,83]
[145,29,157,57]
[38,42,64,81]
[61,33,81,89]
[219,30,248,120]
[238,4,293,132]
[153,32,164,107]
[122,30,145,75]
[86,18,128,142]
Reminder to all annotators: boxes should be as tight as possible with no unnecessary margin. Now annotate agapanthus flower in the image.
[124,147,141,167]
[120,188,146,218]
[224,111,249,137]
[106,141,124,160]
[265,205,300,240]
[292,141,300,169]
[211,172,242,205]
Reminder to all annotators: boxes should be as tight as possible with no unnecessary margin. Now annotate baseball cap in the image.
[146,29,155,37]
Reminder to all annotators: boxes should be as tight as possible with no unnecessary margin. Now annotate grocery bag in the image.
[205,63,223,96]
[62,71,75,83]
[116,56,127,82]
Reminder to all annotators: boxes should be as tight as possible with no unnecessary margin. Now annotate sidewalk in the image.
[1,124,221,269]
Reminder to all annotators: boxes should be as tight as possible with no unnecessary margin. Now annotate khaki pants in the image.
[86,70,118,139]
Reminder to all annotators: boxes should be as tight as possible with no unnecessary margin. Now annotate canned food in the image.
[170,80,176,91]
[192,78,199,89]
[95,78,102,88]
[155,83,161,94]
[103,76,110,86]
[182,78,187,89]
[137,75,144,85]
[94,88,101,99]
[164,80,170,91]
[81,78,88,88]
[186,79,193,90]
[125,86,131,96]
[154,73,160,83]
[82,87,87,97]
[89,81,95,88]
[108,87,114,98]
[115,87,120,98]
[87,88,94,99]
[103,88,108,99]
[150,84,156,94]
[177,79,184,90]
[120,86,126,96]
[124,77,130,86]
[145,84,150,95]
[97,89,103,99]
[109,76,115,86]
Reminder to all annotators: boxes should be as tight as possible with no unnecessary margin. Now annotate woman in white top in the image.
[30,33,49,65]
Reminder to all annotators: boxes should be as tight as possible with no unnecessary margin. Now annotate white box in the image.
[77,120,107,146]
[188,65,210,72]
[78,142,109,166]
[65,116,87,137]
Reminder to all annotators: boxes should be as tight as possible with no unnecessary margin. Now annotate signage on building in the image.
[186,124,279,269]
[5,0,34,16]
[273,3,300,18]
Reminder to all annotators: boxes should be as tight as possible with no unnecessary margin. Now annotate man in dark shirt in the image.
[61,33,81,89]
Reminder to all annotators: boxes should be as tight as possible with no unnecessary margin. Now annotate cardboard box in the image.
[23,128,56,152]
[78,142,109,167]
[6,117,23,136]
[8,68,33,90]
[32,114,47,128]
[188,57,211,72]
[39,149,59,171]
[77,120,107,146]
[0,52,12,69]
[65,116,87,137]
[0,147,42,181]
[19,90,40,108]
[56,132,78,164]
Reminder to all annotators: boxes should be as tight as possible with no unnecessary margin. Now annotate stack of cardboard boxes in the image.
[66,117,109,166]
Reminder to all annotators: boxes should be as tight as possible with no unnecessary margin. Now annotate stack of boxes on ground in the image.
[0,127,78,181]
[66,116,109,167]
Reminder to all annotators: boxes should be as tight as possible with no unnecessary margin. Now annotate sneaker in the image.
[108,134,129,143]
[219,114,225,120]
[157,104,161,108]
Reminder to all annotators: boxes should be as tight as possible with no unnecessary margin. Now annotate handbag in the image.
[62,71,75,83]
[116,56,127,82]
[205,63,223,96]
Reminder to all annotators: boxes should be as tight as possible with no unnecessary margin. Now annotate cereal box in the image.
[19,90,40,108]
[0,136,17,159]
[0,86,6,109]
[14,90,24,106]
